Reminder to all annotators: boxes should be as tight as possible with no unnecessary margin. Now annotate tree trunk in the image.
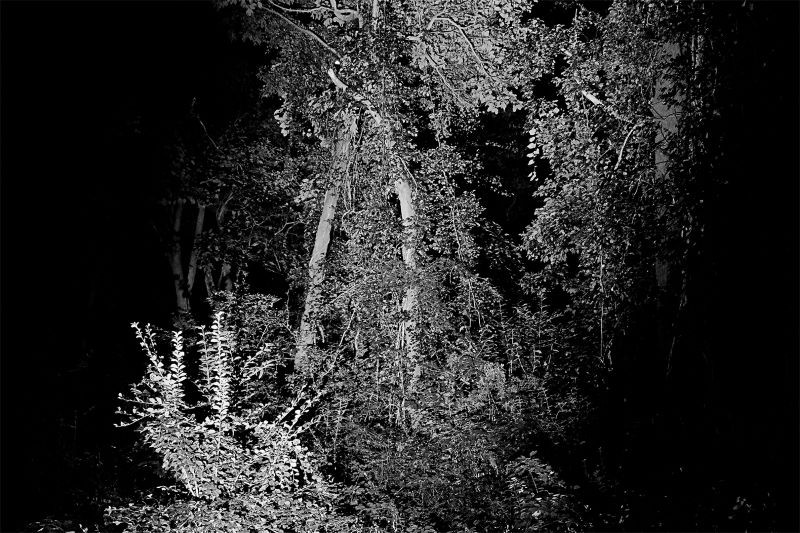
[652,42,681,374]
[394,176,423,406]
[653,43,681,188]
[204,267,216,299]
[186,205,205,296]
[394,177,419,362]
[218,263,234,292]
[296,132,352,373]
[167,200,190,313]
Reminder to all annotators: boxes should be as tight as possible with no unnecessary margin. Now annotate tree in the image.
[108,1,788,531]
[212,1,552,529]
[519,2,748,528]
[148,93,312,327]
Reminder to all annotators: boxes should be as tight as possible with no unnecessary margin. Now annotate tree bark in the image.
[653,43,681,188]
[394,176,423,404]
[167,200,190,313]
[652,42,682,375]
[296,131,352,373]
[204,267,216,299]
[218,263,234,292]
[187,205,205,295]
[394,177,419,362]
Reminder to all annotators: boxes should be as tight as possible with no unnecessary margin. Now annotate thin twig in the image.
[614,122,643,171]
[197,116,221,152]
[429,16,487,74]
[424,49,470,107]
[115,416,152,428]
[117,398,162,407]
[337,308,357,349]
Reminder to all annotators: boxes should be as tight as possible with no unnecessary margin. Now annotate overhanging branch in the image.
[264,4,342,60]
[428,16,487,74]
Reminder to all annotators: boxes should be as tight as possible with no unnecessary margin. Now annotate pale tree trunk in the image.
[167,202,208,316]
[296,131,352,373]
[652,41,682,374]
[167,200,190,313]
[394,177,419,362]
[653,42,681,195]
[394,176,423,413]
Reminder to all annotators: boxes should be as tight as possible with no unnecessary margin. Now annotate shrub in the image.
[107,311,360,532]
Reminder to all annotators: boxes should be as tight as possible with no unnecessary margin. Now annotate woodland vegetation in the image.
[1,0,797,532]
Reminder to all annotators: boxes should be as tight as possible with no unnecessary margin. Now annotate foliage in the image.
[199,1,600,531]
[197,110,310,287]
[520,1,720,368]
[100,1,780,532]
[109,310,360,532]
[505,451,586,532]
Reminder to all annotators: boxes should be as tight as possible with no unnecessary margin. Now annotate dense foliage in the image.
[8,1,796,532]
[103,1,795,531]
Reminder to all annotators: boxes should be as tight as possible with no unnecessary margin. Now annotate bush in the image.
[108,311,361,532]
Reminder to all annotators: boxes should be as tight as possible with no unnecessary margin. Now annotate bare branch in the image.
[217,190,235,224]
[115,415,152,428]
[424,48,470,107]
[117,398,162,407]
[269,0,327,15]
[327,68,349,91]
[581,90,603,106]
[614,122,643,171]
[327,69,383,124]
[428,16,487,74]
[581,90,636,124]
[198,118,220,152]
[263,4,342,60]
[425,10,449,31]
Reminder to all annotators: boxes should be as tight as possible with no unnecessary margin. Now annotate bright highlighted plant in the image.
[108,312,358,533]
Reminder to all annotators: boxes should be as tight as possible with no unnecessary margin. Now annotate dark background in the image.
[1,1,798,531]
[0,2,257,528]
